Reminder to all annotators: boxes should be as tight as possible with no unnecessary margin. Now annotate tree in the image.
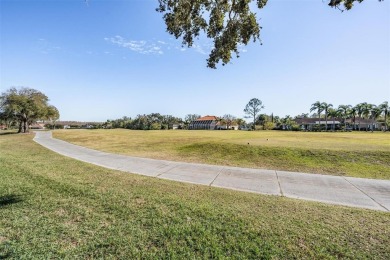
[256,113,268,126]
[157,0,383,68]
[0,87,59,133]
[378,101,389,131]
[221,114,236,129]
[369,106,381,131]
[184,114,201,129]
[354,103,366,131]
[297,113,309,118]
[337,104,351,131]
[310,101,323,130]
[244,98,264,130]
[362,103,373,119]
[322,102,333,132]
[327,108,339,131]
[161,115,181,129]
[348,106,357,130]
[235,118,246,128]
[281,115,299,131]
[45,105,60,129]
[184,114,201,123]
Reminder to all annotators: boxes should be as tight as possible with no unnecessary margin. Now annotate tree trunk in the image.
[23,119,27,133]
[318,112,321,131]
[18,120,22,133]
[325,112,328,132]
[344,116,347,131]
[358,116,361,131]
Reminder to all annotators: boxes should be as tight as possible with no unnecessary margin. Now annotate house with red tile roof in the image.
[189,115,239,130]
[189,115,218,130]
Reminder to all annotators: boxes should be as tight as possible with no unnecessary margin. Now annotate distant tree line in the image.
[1,88,388,133]
[105,113,183,130]
[102,99,389,132]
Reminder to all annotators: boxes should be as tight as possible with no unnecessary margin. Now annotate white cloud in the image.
[104,35,220,57]
[36,38,61,54]
[238,43,248,53]
[192,43,209,55]
[105,36,163,55]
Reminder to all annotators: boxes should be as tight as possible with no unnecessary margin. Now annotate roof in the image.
[195,115,218,121]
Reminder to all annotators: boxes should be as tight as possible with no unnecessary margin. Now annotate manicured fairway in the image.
[0,133,389,258]
[54,129,390,179]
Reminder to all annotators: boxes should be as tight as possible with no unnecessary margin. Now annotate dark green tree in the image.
[337,104,351,131]
[327,108,340,131]
[0,87,59,133]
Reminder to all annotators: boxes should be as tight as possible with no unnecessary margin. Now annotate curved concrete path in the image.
[33,131,390,212]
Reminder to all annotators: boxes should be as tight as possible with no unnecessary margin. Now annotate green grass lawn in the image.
[53,129,390,179]
[1,133,390,258]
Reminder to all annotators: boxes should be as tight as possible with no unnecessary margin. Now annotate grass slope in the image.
[54,129,390,179]
[0,133,389,258]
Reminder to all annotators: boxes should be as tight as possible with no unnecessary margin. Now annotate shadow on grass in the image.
[0,194,23,207]
[0,252,11,259]
[0,132,19,136]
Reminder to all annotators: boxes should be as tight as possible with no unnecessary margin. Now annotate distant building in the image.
[294,117,341,131]
[294,117,379,131]
[171,124,180,130]
[29,123,45,129]
[346,118,379,131]
[189,115,239,130]
[189,115,218,130]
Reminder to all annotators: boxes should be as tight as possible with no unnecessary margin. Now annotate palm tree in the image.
[354,103,367,131]
[369,106,381,131]
[348,106,357,130]
[322,102,333,132]
[337,104,351,131]
[379,101,389,131]
[362,103,374,131]
[310,101,323,130]
[327,108,339,131]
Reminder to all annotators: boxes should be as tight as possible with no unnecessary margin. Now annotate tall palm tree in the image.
[337,104,351,131]
[348,106,357,130]
[354,103,366,131]
[322,102,333,132]
[310,101,323,130]
[379,101,389,131]
[369,106,381,131]
[362,103,374,131]
[362,103,373,118]
[327,108,339,131]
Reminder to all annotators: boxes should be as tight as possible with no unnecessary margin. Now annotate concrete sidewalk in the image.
[33,131,390,212]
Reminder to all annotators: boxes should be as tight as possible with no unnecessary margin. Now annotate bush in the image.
[263,122,275,130]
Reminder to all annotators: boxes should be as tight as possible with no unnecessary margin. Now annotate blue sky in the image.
[1,0,389,122]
